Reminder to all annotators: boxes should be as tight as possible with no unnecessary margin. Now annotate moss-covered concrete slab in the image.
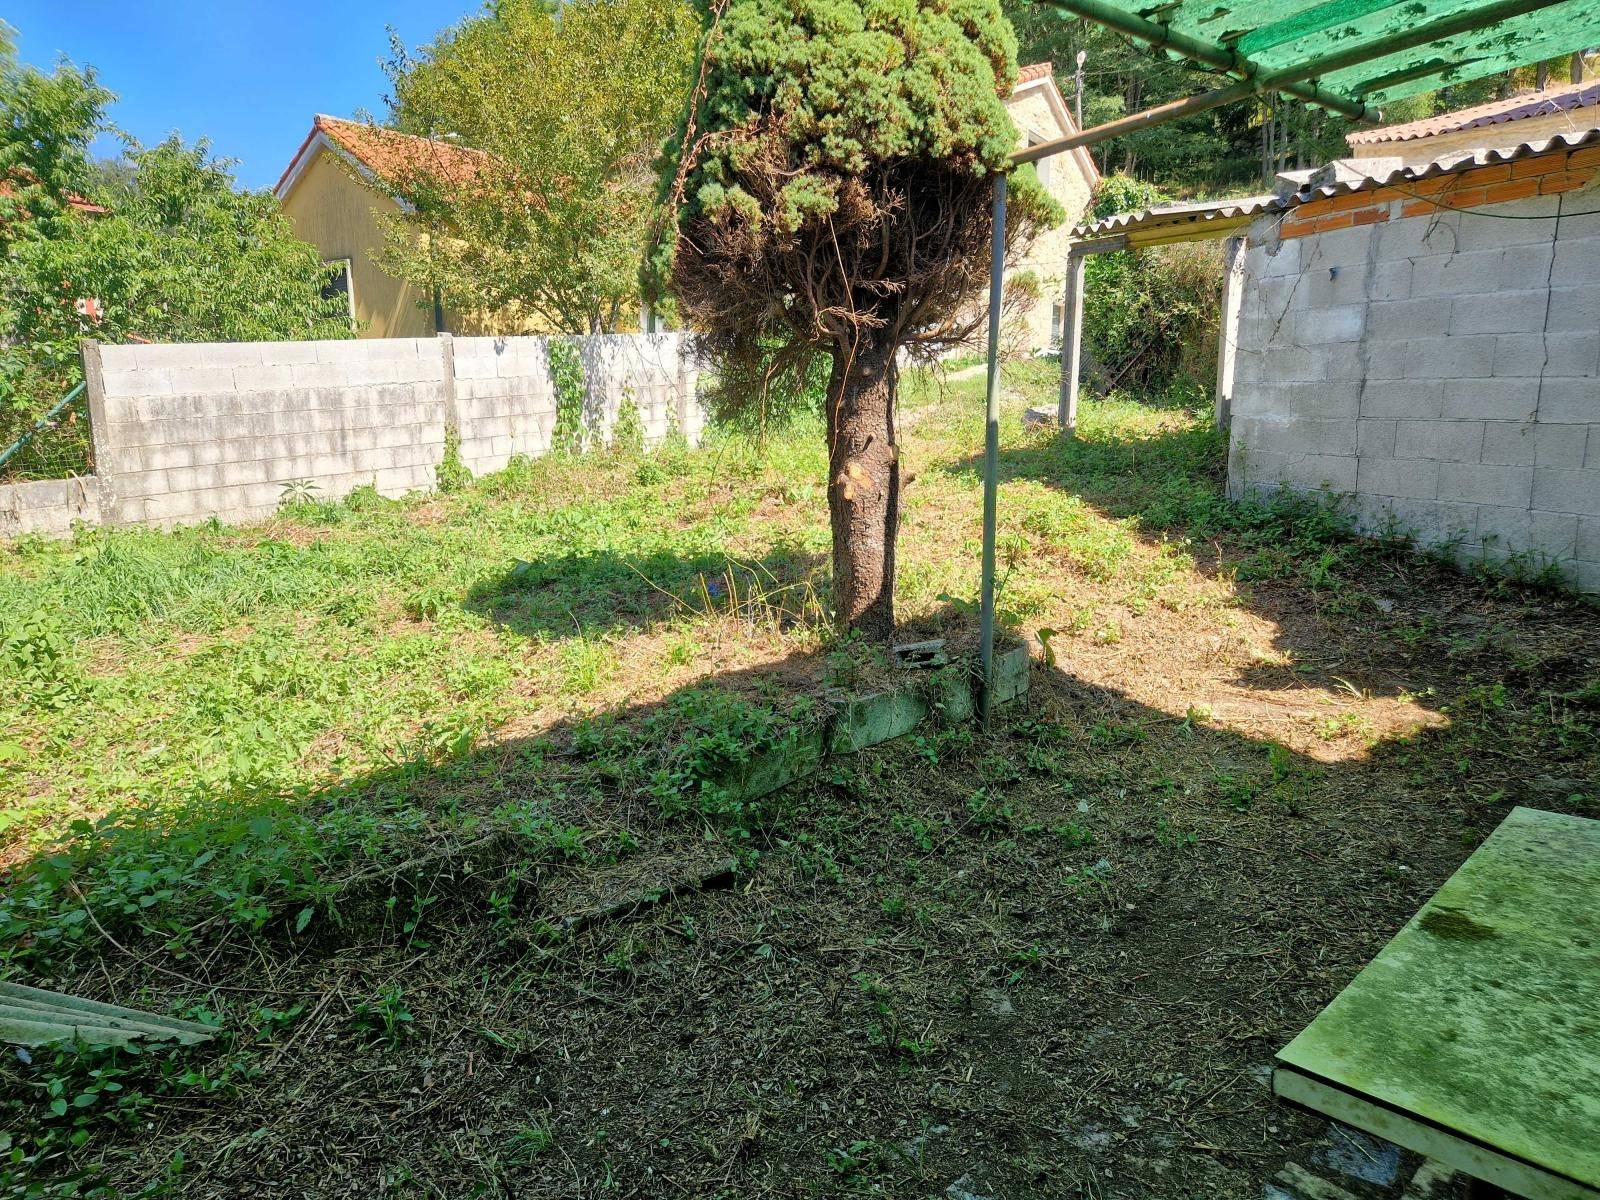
[1275,807,1600,1199]
[728,645,1030,803]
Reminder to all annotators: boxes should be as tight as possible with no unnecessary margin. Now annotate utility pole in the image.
[1074,49,1087,130]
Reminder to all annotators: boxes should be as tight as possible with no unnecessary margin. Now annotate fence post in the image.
[79,339,122,524]
[1215,236,1247,432]
[1059,252,1086,434]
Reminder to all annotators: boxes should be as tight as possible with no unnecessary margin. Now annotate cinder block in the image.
[1544,331,1600,377]
[1304,261,1371,308]
[1417,336,1498,379]
[1587,427,1600,470]
[1320,342,1368,382]
[1577,515,1600,562]
[1367,297,1450,340]
[165,367,238,394]
[233,364,297,391]
[1358,456,1439,499]
[1576,560,1600,594]
[1297,304,1365,344]
[1526,509,1580,559]
[1443,378,1539,421]
[1357,418,1397,457]
[101,369,170,399]
[1437,461,1533,508]
[290,363,349,388]
[1361,379,1444,419]
[1395,419,1483,462]
[1546,285,1600,334]
[259,341,321,365]
[1452,291,1549,336]
[1538,378,1600,424]
[1368,260,1411,302]
[1376,212,1458,259]
[1532,467,1600,516]
[98,344,140,373]
[1234,447,1358,493]
[1455,203,1560,251]
[1491,334,1551,378]
[1551,236,1600,287]
[1365,342,1422,380]
[1480,422,1536,465]
[1534,422,1589,467]
[1255,239,1301,279]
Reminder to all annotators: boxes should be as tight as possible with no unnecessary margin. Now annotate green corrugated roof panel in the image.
[1038,0,1600,112]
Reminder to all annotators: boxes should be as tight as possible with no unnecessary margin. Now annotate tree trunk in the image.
[825,337,900,639]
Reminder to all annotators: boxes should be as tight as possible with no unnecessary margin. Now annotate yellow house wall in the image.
[279,150,437,340]
[280,146,643,339]
[1005,86,1096,353]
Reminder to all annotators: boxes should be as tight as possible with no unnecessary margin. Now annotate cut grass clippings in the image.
[0,359,1595,1198]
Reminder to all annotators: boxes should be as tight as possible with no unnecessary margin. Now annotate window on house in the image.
[322,259,355,323]
[1029,133,1052,190]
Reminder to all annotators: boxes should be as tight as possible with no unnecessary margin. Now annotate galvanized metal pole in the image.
[979,174,1007,730]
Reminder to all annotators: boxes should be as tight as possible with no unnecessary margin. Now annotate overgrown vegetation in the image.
[1,364,1594,1197]
[1081,174,1223,397]
[0,26,351,469]
[377,0,700,333]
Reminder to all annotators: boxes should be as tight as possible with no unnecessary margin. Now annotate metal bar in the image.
[1215,235,1247,431]
[1033,0,1377,119]
[1059,253,1086,434]
[979,174,1007,731]
[0,381,86,475]
[1015,80,1255,165]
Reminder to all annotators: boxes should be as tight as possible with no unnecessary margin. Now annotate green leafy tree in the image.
[1,33,351,450]
[377,0,701,333]
[658,0,1061,638]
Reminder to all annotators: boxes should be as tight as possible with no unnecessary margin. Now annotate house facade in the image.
[278,66,1096,350]
[274,117,541,340]
[1345,78,1600,168]
[1005,63,1100,352]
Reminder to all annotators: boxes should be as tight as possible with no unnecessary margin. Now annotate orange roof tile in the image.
[1016,62,1054,86]
[1348,78,1600,146]
[276,115,495,197]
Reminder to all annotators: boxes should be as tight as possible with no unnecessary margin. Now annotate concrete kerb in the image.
[716,645,1032,805]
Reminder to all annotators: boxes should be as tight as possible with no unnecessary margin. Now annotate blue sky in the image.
[7,2,483,191]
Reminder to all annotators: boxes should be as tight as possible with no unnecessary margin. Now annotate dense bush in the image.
[1081,174,1222,400]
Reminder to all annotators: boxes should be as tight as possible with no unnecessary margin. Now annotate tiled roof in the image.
[275,115,495,197]
[1015,62,1054,86]
[1075,128,1600,243]
[1074,194,1285,241]
[1347,78,1600,145]
[0,175,108,216]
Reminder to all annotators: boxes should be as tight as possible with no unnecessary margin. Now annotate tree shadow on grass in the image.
[5,626,1594,1199]
[462,543,826,641]
[940,415,1588,716]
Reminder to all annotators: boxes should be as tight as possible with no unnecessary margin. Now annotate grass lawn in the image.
[1,360,1596,1198]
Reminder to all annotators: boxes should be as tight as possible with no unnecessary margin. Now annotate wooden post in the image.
[1215,236,1247,432]
[1059,252,1086,434]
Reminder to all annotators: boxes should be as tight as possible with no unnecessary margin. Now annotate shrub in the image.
[1082,174,1222,397]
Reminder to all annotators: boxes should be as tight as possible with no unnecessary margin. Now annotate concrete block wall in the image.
[452,334,700,475]
[92,339,447,528]
[0,477,103,539]
[17,332,709,537]
[1229,150,1600,592]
